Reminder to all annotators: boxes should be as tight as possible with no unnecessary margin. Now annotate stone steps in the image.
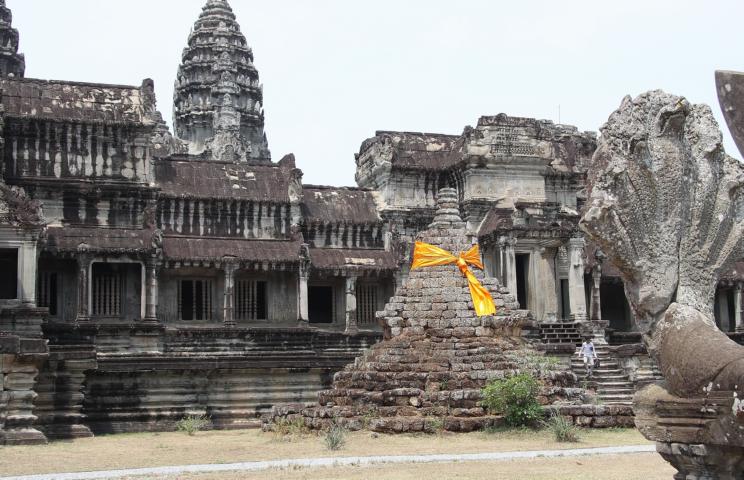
[538,322,583,346]
[570,347,635,405]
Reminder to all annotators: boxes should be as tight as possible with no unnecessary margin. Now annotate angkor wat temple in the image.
[1,0,741,443]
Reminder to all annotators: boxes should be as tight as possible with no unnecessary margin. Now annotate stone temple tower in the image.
[0,0,25,78]
[173,0,270,163]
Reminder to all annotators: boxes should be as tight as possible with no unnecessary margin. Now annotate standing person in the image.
[578,338,598,379]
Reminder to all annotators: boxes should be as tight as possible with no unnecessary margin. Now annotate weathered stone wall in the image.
[34,323,97,440]
[0,306,49,445]
[82,328,379,434]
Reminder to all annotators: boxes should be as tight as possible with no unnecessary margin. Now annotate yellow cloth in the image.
[410,241,496,317]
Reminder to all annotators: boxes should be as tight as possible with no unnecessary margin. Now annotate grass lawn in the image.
[0,427,654,477]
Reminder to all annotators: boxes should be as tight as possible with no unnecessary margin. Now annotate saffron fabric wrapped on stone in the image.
[411,241,496,317]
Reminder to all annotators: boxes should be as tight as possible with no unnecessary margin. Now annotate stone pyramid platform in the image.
[271,189,582,433]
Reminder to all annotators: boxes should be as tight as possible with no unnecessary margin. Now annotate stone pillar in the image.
[503,237,518,298]
[537,247,558,322]
[297,245,310,327]
[735,282,743,332]
[19,242,38,305]
[345,276,358,334]
[222,258,238,328]
[143,259,159,323]
[567,237,587,322]
[75,252,92,324]
[495,238,506,285]
[589,252,604,322]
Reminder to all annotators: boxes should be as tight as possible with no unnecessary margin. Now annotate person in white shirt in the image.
[578,338,598,378]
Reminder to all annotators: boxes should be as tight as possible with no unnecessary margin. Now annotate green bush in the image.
[544,414,580,442]
[176,414,210,436]
[480,373,543,427]
[323,421,347,450]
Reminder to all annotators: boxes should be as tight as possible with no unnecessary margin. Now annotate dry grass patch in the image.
[151,453,676,480]
[0,427,651,477]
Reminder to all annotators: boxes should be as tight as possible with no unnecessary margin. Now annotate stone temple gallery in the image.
[0,0,742,443]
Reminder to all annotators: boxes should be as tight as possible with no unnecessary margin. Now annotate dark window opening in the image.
[515,254,529,309]
[0,248,18,299]
[309,286,334,324]
[179,279,213,321]
[38,271,58,316]
[560,279,570,320]
[236,280,267,320]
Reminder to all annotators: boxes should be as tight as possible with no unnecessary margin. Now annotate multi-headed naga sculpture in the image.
[580,73,744,479]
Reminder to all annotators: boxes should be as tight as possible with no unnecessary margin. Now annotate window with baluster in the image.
[92,264,124,318]
[235,279,267,321]
[356,283,378,326]
[178,279,214,321]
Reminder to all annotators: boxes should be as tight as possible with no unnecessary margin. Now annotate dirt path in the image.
[1,445,661,480]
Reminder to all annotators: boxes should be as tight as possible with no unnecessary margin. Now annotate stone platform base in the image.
[0,427,47,445]
[269,402,634,433]
[657,443,744,480]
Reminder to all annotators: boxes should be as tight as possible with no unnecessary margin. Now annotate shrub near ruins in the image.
[480,373,543,427]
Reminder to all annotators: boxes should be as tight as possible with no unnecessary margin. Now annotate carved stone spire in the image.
[0,0,25,78]
[173,0,270,163]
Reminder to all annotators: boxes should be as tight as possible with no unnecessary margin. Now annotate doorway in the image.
[309,286,334,324]
[515,254,529,309]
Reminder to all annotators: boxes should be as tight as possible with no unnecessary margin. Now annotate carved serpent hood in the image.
[580,90,744,397]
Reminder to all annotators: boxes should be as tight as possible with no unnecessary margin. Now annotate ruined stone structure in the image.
[581,85,744,479]
[0,0,740,442]
[270,189,637,432]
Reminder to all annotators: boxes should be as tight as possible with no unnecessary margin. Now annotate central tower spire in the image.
[0,0,25,78]
[173,0,270,163]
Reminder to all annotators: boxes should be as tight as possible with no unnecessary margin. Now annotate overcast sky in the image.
[10,0,743,186]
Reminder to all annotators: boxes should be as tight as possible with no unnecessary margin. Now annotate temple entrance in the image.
[601,281,632,331]
[309,286,334,324]
[515,254,529,309]
[559,278,570,320]
[0,248,18,299]
[714,287,737,332]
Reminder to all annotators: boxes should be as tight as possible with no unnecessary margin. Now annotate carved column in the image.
[345,276,358,334]
[567,237,588,322]
[75,251,92,324]
[538,247,558,322]
[19,241,38,305]
[143,258,159,323]
[297,244,310,327]
[503,237,518,298]
[735,282,743,332]
[589,250,604,322]
[222,258,238,328]
[495,238,506,285]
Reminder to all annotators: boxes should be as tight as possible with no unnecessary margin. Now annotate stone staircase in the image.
[570,345,635,405]
[634,356,664,388]
[538,322,583,347]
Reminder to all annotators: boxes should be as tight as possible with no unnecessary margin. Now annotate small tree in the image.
[481,373,543,427]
